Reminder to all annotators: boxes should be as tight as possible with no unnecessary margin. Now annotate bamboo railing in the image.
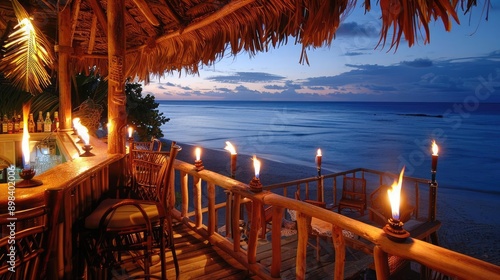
[170,160,500,280]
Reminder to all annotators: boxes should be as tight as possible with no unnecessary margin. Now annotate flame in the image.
[224,141,237,154]
[195,147,201,161]
[253,155,261,179]
[80,126,90,145]
[22,103,31,168]
[128,127,134,138]
[72,117,81,129]
[387,166,405,220]
[432,140,439,156]
[316,148,322,157]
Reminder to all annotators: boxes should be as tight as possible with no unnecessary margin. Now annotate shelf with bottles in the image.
[0,110,60,134]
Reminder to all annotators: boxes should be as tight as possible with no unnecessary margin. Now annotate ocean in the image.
[158,101,500,194]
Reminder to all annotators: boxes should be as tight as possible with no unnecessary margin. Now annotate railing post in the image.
[180,171,189,218]
[193,175,202,227]
[270,206,284,277]
[373,245,390,280]
[332,225,345,280]
[295,212,307,280]
[247,199,262,264]
[232,194,242,252]
[208,182,215,235]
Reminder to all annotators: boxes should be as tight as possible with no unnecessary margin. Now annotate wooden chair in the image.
[0,189,63,280]
[338,176,367,216]
[84,142,181,280]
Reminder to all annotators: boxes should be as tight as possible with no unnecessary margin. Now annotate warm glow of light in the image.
[224,141,237,154]
[22,103,30,169]
[387,166,405,220]
[253,155,261,179]
[72,118,81,129]
[80,126,90,145]
[195,147,201,161]
[316,148,322,157]
[128,127,134,138]
[432,140,439,156]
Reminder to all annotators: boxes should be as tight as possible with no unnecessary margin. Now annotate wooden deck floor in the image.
[112,222,376,279]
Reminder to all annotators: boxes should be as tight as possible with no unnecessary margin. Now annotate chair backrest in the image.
[131,137,162,152]
[342,176,366,201]
[0,189,62,280]
[156,142,181,210]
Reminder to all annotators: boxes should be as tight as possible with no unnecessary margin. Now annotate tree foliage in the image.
[125,81,170,141]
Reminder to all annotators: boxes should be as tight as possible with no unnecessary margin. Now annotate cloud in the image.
[207,72,286,83]
[401,58,433,67]
[336,22,379,38]
[146,51,500,102]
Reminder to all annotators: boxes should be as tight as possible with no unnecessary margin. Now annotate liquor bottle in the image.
[13,112,19,133]
[7,114,13,134]
[36,111,43,132]
[17,114,23,133]
[1,114,7,134]
[28,113,35,133]
[44,112,52,132]
[52,111,60,132]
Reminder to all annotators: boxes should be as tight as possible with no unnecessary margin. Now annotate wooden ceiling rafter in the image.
[87,14,97,54]
[132,0,160,26]
[87,0,107,37]
[132,0,255,53]
[70,0,82,45]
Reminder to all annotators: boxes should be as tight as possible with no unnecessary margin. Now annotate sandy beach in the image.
[171,140,500,267]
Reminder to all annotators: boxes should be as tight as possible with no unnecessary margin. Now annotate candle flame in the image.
[432,140,439,156]
[22,103,31,168]
[316,148,322,157]
[387,166,405,220]
[253,155,261,179]
[128,126,134,138]
[195,147,201,161]
[224,141,237,154]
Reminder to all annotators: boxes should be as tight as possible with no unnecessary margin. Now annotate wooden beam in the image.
[132,0,160,26]
[70,0,81,43]
[87,15,97,54]
[87,0,107,37]
[0,15,8,30]
[131,0,255,53]
[107,0,126,154]
[58,3,73,131]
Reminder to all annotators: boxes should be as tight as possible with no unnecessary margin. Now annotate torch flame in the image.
[80,126,90,145]
[128,126,134,138]
[316,148,322,157]
[432,140,439,156]
[387,166,405,221]
[195,147,201,161]
[22,103,31,168]
[252,155,261,179]
[224,141,237,155]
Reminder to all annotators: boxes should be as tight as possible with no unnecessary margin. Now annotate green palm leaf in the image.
[0,0,54,95]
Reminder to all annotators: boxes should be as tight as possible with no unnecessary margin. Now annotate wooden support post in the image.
[57,4,72,131]
[208,182,215,235]
[373,245,390,280]
[194,176,202,227]
[332,225,345,280]
[295,212,307,280]
[270,206,283,278]
[107,0,127,154]
[247,199,262,264]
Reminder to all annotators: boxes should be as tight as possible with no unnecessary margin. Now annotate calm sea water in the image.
[159,101,500,194]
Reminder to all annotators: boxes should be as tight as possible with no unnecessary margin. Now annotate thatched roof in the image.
[0,0,484,92]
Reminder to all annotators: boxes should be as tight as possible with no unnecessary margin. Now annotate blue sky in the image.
[143,2,500,102]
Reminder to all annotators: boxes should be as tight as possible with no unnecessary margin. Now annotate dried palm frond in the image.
[0,0,54,94]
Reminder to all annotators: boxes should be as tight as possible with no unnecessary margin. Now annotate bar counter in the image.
[0,131,125,278]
